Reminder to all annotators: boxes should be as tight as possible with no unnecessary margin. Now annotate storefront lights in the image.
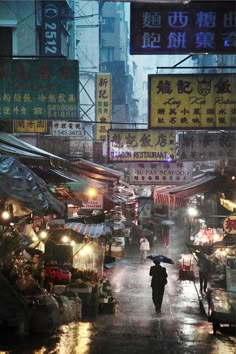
[188,207,198,217]
[62,235,69,243]
[39,230,48,240]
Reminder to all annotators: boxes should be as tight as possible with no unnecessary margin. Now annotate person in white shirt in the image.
[139,235,150,264]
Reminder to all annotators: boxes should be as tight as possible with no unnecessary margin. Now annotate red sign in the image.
[223,216,236,235]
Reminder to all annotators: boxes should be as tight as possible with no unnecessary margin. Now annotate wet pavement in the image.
[0,246,235,354]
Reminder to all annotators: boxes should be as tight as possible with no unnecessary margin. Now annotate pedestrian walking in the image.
[149,260,168,313]
[197,254,210,295]
[139,235,150,264]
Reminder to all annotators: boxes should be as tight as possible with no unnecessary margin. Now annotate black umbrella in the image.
[147,254,174,264]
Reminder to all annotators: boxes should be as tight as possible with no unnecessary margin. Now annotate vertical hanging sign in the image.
[41,1,62,57]
[95,73,112,142]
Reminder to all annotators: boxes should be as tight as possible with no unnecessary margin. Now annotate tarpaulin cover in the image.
[0,154,65,216]
[66,222,108,237]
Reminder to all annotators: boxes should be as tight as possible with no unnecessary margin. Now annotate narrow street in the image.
[0,246,235,354]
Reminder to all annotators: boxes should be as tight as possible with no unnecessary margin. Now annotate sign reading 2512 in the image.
[41,1,61,56]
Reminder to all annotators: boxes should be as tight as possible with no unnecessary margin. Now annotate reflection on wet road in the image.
[0,251,235,354]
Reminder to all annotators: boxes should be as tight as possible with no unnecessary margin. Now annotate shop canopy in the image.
[153,175,220,208]
[0,133,122,187]
[66,222,109,238]
[0,154,65,216]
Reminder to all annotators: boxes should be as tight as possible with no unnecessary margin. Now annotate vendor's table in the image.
[207,288,236,334]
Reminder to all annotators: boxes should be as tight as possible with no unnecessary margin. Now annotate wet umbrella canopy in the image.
[147,255,174,264]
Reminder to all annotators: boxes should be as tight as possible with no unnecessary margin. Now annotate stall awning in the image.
[153,175,219,208]
[66,222,109,237]
[0,154,65,216]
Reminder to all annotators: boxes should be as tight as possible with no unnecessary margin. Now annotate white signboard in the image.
[82,195,103,210]
[129,162,192,185]
[52,121,84,137]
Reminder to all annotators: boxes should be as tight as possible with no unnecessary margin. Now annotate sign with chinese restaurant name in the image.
[95,73,112,142]
[130,2,236,54]
[129,162,192,185]
[52,120,84,137]
[14,120,48,133]
[0,60,79,120]
[149,74,236,130]
[108,129,176,162]
[179,132,236,161]
[223,215,236,235]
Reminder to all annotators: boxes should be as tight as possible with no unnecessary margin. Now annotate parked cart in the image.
[179,257,195,281]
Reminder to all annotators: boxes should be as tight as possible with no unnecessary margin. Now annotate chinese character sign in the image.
[0,60,79,120]
[130,2,236,54]
[108,129,176,162]
[223,216,236,235]
[129,161,192,185]
[96,73,112,142]
[149,74,236,129]
[14,120,48,133]
[179,132,236,161]
[52,120,84,137]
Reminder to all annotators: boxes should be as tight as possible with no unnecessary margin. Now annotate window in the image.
[0,27,12,56]
[101,17,114,33]
[101,47,114,62]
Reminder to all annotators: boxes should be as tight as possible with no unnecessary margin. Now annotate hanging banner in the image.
[108,129,176,162]
[149,74,236,129]
[179,132,236,161]
[130,2,236,55]
[0,60,79,120]
[52,120,84,137]
[129,162,192,185]
[95,73,112,142]
[14,120,48,133]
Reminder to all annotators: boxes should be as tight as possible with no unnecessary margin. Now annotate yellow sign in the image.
[223,215,236,235]
[220,198,236,213]
[149,74,236,129]
[108,129,176,162]
[95,73,112,142]
[14,120,48,133]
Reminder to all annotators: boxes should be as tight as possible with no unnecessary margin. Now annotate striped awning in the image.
[66,222,108,237]
[153,175,218,208]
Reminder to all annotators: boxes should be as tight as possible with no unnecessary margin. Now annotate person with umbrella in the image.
[147,255,174,313]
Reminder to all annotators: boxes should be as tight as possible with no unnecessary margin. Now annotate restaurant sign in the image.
[108,129,176,162]
[223,215,236,235]
[179,132,236,161]
[149,74,236,130]
[52,120,84,137]
[14,120,48,133]
[129,162,192,185]
[0,60,79,120]
[130,2,236,54]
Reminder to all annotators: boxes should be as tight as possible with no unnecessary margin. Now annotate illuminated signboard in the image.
[129,161,192,185]
[130,2,236,54]
[95,73,112,142]
[148,74,236,129]
[108,129,176,162]
[223,215,236,235]
[0,60,79,120]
